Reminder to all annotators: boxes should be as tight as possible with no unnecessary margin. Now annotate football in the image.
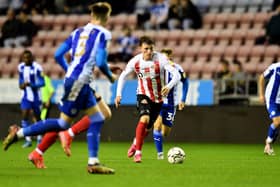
[167,147,186,164]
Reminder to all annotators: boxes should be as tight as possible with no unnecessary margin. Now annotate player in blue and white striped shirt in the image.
[153,48,189,159]
[259,61,280,156]
[18,50,45,148]
[3,2,115,174]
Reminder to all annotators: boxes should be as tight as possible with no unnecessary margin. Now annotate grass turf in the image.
[0,141,279,187]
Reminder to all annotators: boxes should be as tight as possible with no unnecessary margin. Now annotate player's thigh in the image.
[161,105,175,128]
[148,102,162,129]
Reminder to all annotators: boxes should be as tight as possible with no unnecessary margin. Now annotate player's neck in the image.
[90,19,106,27]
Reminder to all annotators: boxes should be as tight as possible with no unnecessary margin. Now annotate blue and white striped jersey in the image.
[263,62,280,106]
[64,23,111,84]
[163,62,186,106]
[18,61,44,102]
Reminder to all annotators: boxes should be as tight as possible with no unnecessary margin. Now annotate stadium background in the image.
[0,0,277,143]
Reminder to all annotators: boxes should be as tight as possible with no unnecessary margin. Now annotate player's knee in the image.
[104,109,112,120]
[89,112,105,123]
[139,114,150,124]
[58,118,70,130]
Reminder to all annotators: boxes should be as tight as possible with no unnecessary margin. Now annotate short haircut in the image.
[161,48,173,56]
[139,36,155,46]
[89,2,112,19]
[21,49,33,61]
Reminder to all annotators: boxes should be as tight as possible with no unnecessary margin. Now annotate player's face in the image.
[141,43,154,61]
[22,53,33,66]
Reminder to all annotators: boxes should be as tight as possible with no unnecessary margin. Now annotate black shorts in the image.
[136,94,162,129]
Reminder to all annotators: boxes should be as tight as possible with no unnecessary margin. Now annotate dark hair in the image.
[233,59,241,66]
[89,2,111,16]
[21,49,34,61]
[220,59,229,66]
[161,48,173,56]
[139,36,154,46]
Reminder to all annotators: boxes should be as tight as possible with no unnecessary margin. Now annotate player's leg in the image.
[32,101,43,145]
[94,92,112,120]
[59,92,112,156]
[29,131,58,169]
[2,113,71,151]
[264,115,280,155]
[84,92,114,174]
[3,78,81,151]
[20,99,33,148]
[153,105,174,159]
[153,115,164,159]
[131,95,152,163]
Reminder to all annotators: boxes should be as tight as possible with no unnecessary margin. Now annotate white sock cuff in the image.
[266,137,273,143]
[35,148,43,155]
[88,157,100,165]
[68,128,75,137]
[17,128,24,138]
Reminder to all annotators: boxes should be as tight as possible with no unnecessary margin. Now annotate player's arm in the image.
[30,68,45,88]
[115,60,135,108]
[179,70,189,110]
[18,68,26,89]
[95,33,116,83]
[258,74,265,103]
[162,63,181,97]
[259,65,273,103]
[54,36,72,72]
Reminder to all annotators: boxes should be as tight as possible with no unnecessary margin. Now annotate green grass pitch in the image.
[0,141,279,187]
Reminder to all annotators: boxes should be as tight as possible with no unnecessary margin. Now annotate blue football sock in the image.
[268,124,277,141]
[87,112,104,158]
[23,118,69,136]
[153,129,163,153]
[21,120,30,128]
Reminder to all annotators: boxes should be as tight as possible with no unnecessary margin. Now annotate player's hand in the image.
[109,73,117,83]
[115,96,122,108]
[259,94,265,104]
[161,86,170,97]
[178,102,185,111]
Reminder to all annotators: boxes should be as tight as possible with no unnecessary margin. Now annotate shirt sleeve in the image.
[161,55,180,89]
[116,58,136,97]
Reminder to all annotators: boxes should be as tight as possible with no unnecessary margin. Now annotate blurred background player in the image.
[153,48,189,159]
[3,2,116,174]
[40,74,55,120]
[258,61,280,156]
[18,50,45,148]
[115,36,180,163]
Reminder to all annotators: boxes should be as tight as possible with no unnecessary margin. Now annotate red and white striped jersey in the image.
[116,52,180,103]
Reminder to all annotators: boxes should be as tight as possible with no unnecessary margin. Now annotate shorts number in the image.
[166,112,174,121]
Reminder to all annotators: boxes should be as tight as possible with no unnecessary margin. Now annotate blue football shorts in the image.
[59,78,97,118]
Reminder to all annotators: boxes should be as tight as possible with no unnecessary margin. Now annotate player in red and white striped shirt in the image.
[115,36,180,163]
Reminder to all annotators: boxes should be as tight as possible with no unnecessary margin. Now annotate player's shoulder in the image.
[33,61,43,70]
[100,27,112,40]
[92,24,112,40]
[154,52,169,64]
[174,63,184,71]
[268,62,280,70]
[18,62,25,70]
[129,53,142,62]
